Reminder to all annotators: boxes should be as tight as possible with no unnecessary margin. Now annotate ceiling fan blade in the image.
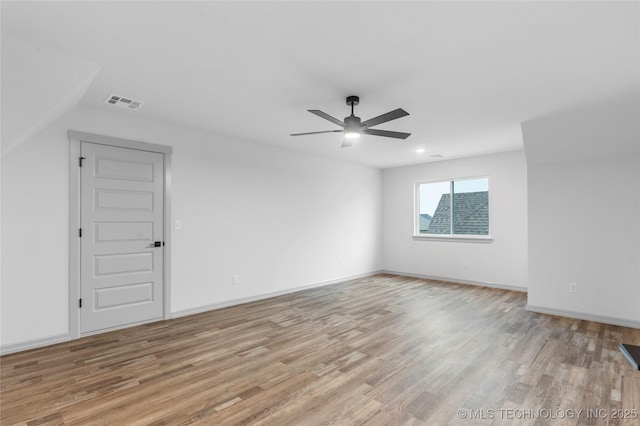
[290,130,343,136]
[308,110,345,127]
[361,108,409,128]
[341,139,353,148]
[363,128,411,139]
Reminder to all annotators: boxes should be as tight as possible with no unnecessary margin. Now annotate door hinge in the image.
[79,299,82,308]
[79,156,86,167]
[79,228,82,238]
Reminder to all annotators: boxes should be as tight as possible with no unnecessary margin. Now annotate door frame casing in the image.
[68,130,172,338]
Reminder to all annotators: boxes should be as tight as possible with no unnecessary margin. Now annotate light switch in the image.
[175,220,182,230]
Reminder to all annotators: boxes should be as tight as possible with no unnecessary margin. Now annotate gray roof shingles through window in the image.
[425,191,488,235]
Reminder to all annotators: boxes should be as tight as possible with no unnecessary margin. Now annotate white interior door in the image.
[80,142,164,334]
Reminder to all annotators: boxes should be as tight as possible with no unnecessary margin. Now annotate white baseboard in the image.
[171,270,384,319]
[1,333,71,356]
[526,304,640,329]
[383,270,528,293]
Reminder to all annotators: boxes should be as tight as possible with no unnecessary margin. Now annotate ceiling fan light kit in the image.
[291,95,411,148]
[343,120,362,140]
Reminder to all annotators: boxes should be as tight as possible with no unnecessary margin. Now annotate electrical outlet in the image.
[569,282,578,293]
[232,275,239,285]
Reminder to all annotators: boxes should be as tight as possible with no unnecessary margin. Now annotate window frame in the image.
[413,175,493,243]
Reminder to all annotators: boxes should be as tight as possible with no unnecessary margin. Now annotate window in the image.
[415,177,490,239]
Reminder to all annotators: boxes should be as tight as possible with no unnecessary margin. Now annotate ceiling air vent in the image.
[104,94,143,110]
[430,154,443,159]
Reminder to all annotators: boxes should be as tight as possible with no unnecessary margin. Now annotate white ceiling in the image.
[2,1,638,168]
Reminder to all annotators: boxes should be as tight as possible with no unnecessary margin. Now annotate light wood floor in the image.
[2,274,639,425]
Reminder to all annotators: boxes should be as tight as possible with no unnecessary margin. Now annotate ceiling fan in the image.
[290,96,411,148]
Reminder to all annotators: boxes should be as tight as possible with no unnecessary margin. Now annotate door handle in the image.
[147,241,163,248]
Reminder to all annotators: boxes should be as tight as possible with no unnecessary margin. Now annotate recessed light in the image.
[416,148,426,153]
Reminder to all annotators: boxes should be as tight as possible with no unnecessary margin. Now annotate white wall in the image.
[5,97,638,351]
[526,156,640,325]
[1,105,382,349]
[381,151,528,290]
[1,37,100,155]
[523,100,640,327]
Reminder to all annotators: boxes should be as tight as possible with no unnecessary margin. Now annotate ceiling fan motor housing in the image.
[344,115,362,133]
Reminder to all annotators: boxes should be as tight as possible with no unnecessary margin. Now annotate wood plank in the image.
[2,274,639,424]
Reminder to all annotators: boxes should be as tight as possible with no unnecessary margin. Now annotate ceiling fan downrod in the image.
[346,95,359,116]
